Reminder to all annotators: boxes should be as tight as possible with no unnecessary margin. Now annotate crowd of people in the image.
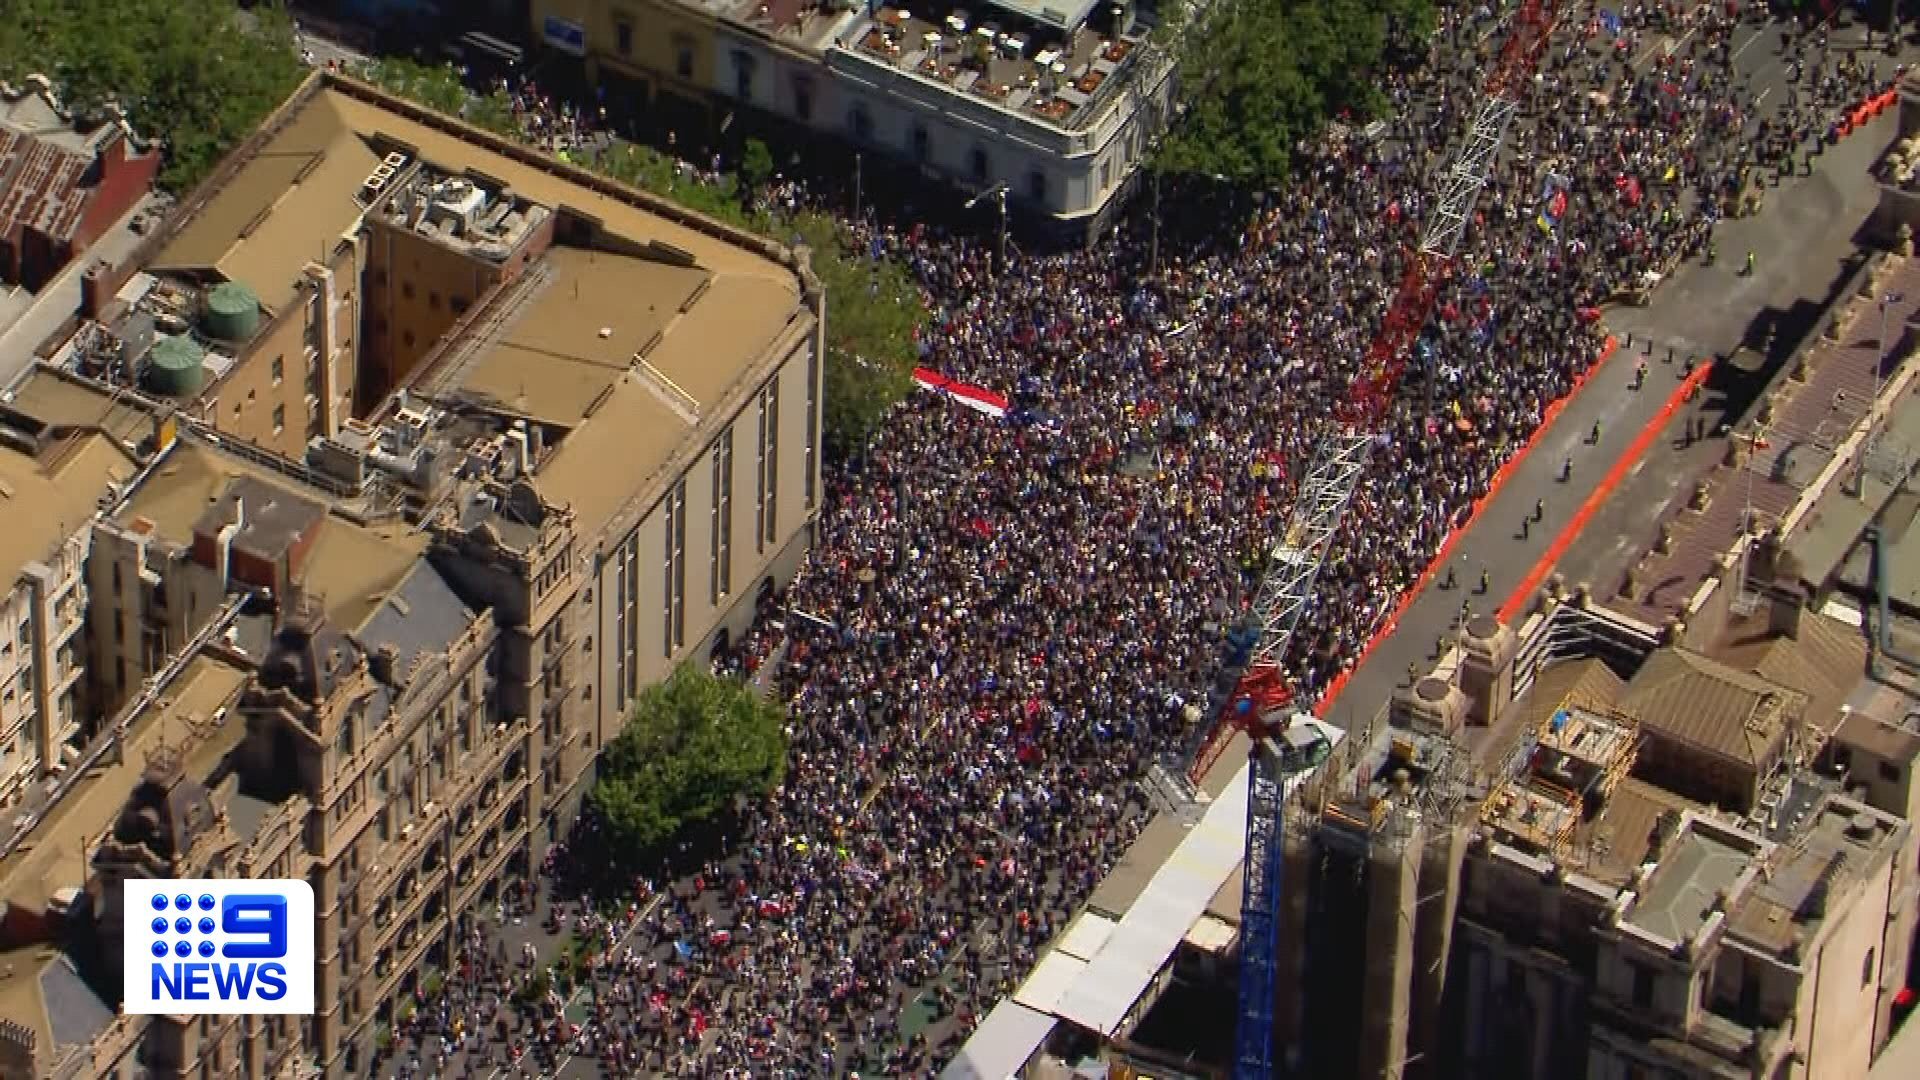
[365,3,1900,1076]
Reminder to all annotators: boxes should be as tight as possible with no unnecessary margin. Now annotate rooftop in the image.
[2,365,157,449]
[1619,647,1804,769]
[117,437,424,628]
[321,79,795,283]
[0,431,135,591]
[457,246,706,427]
[356,558,476,667]
[0,945,114,1067]
[694,0,857,49]
[843,3,1143,129]
[1710,610,1868,736]
[1580,776,1703,886]
[151,89,378,315]
[1624,817,1759,944]
[1727,795,1904,958]
[1620,258,1920,622]
[0,77,147,248]
[0,654,247,912]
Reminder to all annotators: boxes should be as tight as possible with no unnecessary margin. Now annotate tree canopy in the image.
[0,0,307,192]
[787,212,922,457]
[363,58,519,137]
[587,666,790,857]
[1156,0,1436,185]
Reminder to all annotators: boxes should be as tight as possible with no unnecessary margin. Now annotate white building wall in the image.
[0,523,95,806]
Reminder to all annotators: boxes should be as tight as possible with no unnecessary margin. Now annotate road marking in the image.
[1731,27,1767,64]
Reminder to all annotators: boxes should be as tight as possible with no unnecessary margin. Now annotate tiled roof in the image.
[1711,611,1866,737]
[1620,647,1804,767]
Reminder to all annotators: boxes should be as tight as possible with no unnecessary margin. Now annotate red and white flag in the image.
[913,367,1009,419]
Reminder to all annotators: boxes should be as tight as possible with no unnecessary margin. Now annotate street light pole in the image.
[853,152,863,221]
[995,185,1009,276]
[966,182,1011,278]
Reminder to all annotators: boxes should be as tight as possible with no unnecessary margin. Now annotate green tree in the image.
[739,138,776,192]
[1157,0,1434,185]
[587,666,789,856]
[362,57,468,116]
[0,0,307,192]
[465,86,520,137]
[789,212,923,455]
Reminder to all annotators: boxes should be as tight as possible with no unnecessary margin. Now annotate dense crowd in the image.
[368,3,1897,1076]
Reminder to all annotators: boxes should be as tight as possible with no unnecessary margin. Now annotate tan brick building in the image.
[0,69,822,1080]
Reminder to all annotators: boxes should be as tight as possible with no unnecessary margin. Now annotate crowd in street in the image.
[370,3,1899,1076]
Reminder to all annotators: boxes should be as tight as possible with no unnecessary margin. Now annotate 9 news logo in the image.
[122,879,316,1015]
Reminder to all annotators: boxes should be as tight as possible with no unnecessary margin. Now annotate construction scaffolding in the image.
[1480,703,1640,858]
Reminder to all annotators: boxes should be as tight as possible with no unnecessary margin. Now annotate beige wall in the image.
[361,221,501,407]
[198,244,361,461]
[1798,854,1897,1080]
[587,335,819,743]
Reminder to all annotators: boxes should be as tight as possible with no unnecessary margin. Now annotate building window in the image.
[271,356,284,386]
[663,480,687,656]
[850,104,873,142]
[403,329,415,349]
[912,125,931,162]
[401,281,415,300]
[1100,159,1113,190]
[970,145,989,182]
[272,404,286,435]
[1028,169,1047,204]
[756,381,780,552]
[710,433,733,604]
[428,290,441,310]
[1631,963,1654,1009]
[1879,760,1902,784]
[675,37,695,79]
[793,78,813,121]
[1865,948,1877,987]
[615,20,633,56]
[451,295,470,316]
[733,52,754,101]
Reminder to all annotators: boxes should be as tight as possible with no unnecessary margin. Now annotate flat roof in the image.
[939,999,1056,1080]
[0,946,113,1068]
[1013,949,1086,1014]
[1730,796,1902,956]
[117,438,424,628]
[0,432,135,593]
[0,654,247,911]
[1626,823,1753,943]
[322,80,796,283]
[4,366,156,448]
[462,247,707,427]
[153,89,378,315]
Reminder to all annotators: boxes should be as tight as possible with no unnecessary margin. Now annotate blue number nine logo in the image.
[220,895,288,960]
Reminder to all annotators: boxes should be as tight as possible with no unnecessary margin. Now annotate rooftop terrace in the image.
[845,3,1142,129]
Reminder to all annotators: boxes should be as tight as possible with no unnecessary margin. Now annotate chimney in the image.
[1767,583,1805,640]
[506,420,531,477]
[79,261,110,318]
[368,643,401,686]
[213,495,245,588]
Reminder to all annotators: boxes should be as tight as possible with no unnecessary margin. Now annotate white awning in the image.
[940,999,1057,1080]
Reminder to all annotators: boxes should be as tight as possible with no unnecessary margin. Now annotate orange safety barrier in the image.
[1496,360,1716,623]
[1312,335,1620,717]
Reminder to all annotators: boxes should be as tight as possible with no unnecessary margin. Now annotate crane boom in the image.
[1219,4,1563,1078]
